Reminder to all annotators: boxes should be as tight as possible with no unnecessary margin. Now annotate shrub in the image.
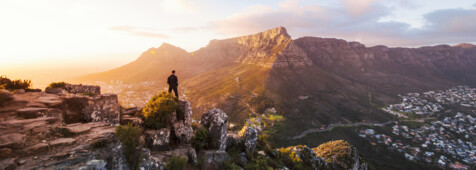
[192,126,209,152]
[165,156,187,170]
[244,156,273,170]
[223,160,241,170]
[115,123,142,168]
[48,82,67,89]
[0,76,32,90]
[142,91,179,129]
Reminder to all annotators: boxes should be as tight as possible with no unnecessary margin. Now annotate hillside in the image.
[76,27,476,131]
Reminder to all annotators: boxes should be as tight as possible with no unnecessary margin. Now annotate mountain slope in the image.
[76,27,476,127]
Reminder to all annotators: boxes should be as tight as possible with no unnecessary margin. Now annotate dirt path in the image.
[289,121,394,140]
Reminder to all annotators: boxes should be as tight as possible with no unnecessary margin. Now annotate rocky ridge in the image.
[1,84,368,169]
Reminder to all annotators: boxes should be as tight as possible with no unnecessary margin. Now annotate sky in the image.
[1,0,475,86]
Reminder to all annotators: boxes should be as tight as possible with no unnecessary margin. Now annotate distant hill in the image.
[76,27,476,130]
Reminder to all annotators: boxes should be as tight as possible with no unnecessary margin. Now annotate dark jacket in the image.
[167,75,178,86]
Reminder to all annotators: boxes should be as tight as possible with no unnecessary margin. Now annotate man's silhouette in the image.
[167,70,179,97]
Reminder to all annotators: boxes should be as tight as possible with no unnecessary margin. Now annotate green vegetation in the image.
[142,91,179,129]
[48,81,67,89]
[165,156,187,170]
[244,156,273,170]
[115,123,142,168]
[313,140,352,166]
[191,126,209,152]
[248,94,274,114]
[0,76,31,91]
[223,160,241,170]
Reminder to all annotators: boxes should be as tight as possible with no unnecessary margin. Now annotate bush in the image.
[192,126,209,152]
[115,123,142,168]
[244,156,273,170]
[223,160,241,170]
[142,91,179,129]
[0,76,32,90]
[48,82,67,88]
[165,156,187,170]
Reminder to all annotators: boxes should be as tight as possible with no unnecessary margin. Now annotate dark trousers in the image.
[168,85,178,97]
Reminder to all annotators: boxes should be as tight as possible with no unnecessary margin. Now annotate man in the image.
[167,70,179,97]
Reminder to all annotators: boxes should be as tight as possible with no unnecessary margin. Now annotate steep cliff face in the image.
[192,26,311,68]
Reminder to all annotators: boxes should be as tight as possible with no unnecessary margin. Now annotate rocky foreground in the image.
[0,84,368,170]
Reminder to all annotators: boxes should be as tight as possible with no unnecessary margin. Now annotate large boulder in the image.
[313,140,368,170]
[280,145,328,169]
[0,89,14,105]
[172,122,193,144]
[177,100,193,127]
[83,94,120,124]
[199,150,230,170]
[238,126,258,153]
[145,129,170,151]
[61,94,120,124]
[201,108,228,151]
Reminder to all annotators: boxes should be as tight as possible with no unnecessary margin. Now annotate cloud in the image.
[173,27,199,33]
[343,0,378,16]
[109,26,169,39]
[161,0,195,13]
[208,0,476,47]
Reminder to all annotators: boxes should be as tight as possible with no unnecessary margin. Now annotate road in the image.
[289,121,394,140]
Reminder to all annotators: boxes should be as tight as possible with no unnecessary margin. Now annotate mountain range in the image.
[76,27,476,132]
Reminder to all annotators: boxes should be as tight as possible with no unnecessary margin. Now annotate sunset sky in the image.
[1,0,475,86]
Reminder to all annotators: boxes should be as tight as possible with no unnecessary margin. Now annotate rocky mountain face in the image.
[76,26,476,134]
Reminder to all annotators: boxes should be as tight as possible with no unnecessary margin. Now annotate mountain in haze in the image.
[76,27,476,131]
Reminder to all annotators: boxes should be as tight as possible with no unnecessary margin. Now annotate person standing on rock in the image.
[167,70,179,97]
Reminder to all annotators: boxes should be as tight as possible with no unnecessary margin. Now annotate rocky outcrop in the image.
[145,128,171,151]
[45,84,100,95]
[201,108,228,151]
[313,140,368,170]
[64,84,100,95]
[238,126,257,153]
[281,145,328,169]
[61,94,120,124]
[173,122,193,144]
[199,150,230,170]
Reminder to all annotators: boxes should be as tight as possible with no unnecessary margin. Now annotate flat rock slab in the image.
[63,123,92,134]
[24,143,49,154]
[0,133,26,149]
[16,107,48,119]
[49,138,76,147]
[25,102,47,108]
[35,96,63,107]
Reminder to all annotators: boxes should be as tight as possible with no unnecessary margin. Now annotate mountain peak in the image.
[257,26,290,39]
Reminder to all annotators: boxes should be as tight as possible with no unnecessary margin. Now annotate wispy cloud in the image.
[109,26,169,39]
